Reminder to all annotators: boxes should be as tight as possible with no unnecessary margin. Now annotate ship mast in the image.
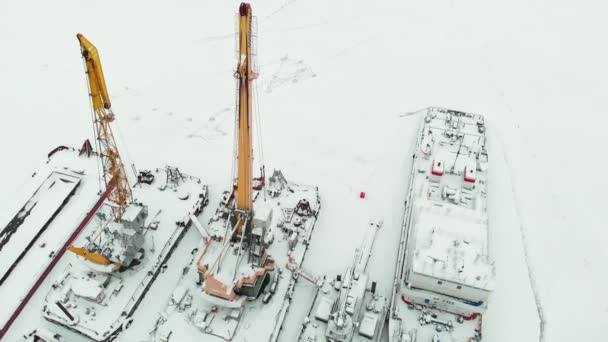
[234,2,256,236]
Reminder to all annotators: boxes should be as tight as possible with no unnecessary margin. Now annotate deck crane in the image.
[233,2,257,239]
[76,33,132,222]
[67,34,133,267]
[198,2,273,301]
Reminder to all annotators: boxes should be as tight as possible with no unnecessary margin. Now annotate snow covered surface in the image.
[388,109,490,341]
[0,171,80,281]
[1,0,607,341]
[298,220,387,342]
[151,178,319,342]
[405,109,494,301]
[0,149,100,332]
[42,168,207,341]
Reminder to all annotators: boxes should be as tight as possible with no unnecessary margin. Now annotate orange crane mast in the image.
[234,2,256,237]
[77,33,132,223]
[196,2,267,301]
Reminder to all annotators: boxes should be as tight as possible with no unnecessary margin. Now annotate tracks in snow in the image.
[498,134,547,342]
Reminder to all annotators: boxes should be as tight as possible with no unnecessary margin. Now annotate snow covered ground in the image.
[1,0,607,341]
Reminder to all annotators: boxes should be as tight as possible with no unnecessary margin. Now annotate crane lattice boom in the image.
[77,33,132,222]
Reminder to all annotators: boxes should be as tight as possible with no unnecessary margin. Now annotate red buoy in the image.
[359,192,366,199]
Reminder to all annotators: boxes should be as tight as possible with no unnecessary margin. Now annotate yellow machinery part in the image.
[67,246,111,266]
[76,33,132,222]
[76,33,111,110]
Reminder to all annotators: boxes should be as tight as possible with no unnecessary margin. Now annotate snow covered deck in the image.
[0,148,100,333]
[409,204,493,300]
[390,108,493,342]
[41,167,208,341]
[405,108,493,302]
[299,275,387,342]
[297,221,387,342]
[150,172,320,342]
[0,172,81,284]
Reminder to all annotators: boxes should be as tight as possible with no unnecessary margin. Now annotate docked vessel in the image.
[42,166,208,341]
[0,145,102,338]
[148,4,321,342]
[150,170,319,342]
[389,107,494,342]
[39,34,209,341]
[297,220,387,342]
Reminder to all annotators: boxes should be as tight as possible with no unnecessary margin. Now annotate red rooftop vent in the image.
[464,164,477,183]
[431,160,444,176]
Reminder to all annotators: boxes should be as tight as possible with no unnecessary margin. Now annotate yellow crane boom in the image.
[77,33,132,222]
[234,3,256,236]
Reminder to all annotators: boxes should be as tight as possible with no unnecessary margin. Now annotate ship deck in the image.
[298,276,387,342]
[149,175,320,342]
[0,148,100,333]
[41,167,208,341]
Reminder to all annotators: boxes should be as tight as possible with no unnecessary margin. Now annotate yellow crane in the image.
[234,2,256,237]
[68,34,132,267]
[77,33,132,222]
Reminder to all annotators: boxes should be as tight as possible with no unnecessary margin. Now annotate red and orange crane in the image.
[197,2,275,302]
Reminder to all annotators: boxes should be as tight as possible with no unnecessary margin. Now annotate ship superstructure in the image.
[389,107,494,342]
[297,220,387,342]
[148,3,321,342]
[39,34,209,342]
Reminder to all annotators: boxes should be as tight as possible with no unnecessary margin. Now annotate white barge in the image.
[150,171,320,342]
[41,166,209,341]
[0,146,102,338]
[297,220,387,342]
[389,107,494,342]
[36,33,211,342]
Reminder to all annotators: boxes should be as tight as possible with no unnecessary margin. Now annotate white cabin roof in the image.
[71,275,104,301]
[122,204,144,222]
[411,202,493,290]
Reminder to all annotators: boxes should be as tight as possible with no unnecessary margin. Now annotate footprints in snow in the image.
[123,54,315,141]
[129,105,231,143]
[187,107,232,142]
[264,55,316,94]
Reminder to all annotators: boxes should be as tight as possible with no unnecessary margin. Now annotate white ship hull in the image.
[389,108,493,342]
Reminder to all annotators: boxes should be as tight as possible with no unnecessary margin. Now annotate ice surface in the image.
[1,0,607,341]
